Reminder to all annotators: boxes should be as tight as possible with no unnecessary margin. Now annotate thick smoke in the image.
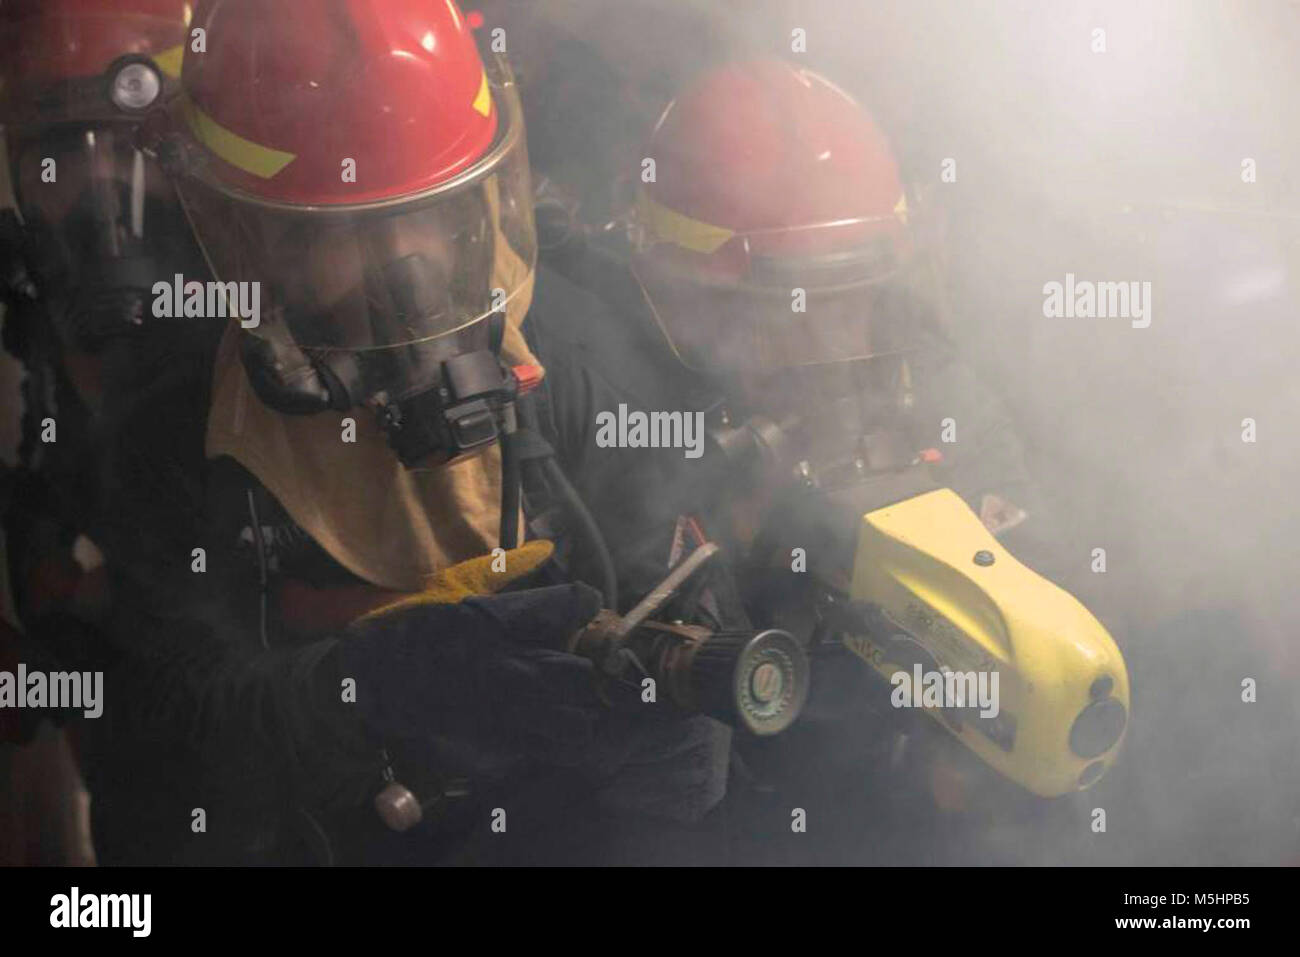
[487,0,1300,864]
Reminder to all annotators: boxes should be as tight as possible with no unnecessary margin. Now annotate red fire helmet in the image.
[166,0,536,355]
[177,0,497,206]
[632,59,915,373]
[0,0,189,128]
[0,0,196,374]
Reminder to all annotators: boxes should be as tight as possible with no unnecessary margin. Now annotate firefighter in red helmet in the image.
[526,59,1065,835]
[0,0,198,864]
[5,0,734,866]
[0,0,205,404]
[607,59,1049,553]
[620,61,953,512]
[165,0,539,464]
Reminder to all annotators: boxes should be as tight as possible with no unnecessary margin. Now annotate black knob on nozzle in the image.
[689,628,809,735]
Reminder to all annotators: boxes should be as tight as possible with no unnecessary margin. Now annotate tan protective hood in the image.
[205,236,539,593]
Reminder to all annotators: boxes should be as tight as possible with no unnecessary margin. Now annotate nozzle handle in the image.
[616,542,719,636]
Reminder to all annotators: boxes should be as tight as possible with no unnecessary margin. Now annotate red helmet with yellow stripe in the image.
[0,0,198,368]
[0,0,189,128]
[632,59,915,374]
[176,0,498,206]
[162,0,537,446]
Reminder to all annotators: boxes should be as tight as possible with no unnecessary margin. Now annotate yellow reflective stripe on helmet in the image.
[154,44,184,79]
[638,190,735,254]
[472,69,492,117]
[181,96,296,179]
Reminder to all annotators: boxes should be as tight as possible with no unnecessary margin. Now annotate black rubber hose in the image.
[513,395,619,607]
[499,410,521,550]
[542,456,619,611]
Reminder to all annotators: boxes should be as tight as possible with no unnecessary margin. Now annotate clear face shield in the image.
[171,53,538,469]
[632,207,932,481]
[10,121,205,355]
[631,209,919,369]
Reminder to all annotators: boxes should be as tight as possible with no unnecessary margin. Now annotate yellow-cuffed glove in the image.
[357,540,555,620]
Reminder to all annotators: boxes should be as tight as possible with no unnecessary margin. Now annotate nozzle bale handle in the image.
[567,614,809,736]
[562,542,808,734]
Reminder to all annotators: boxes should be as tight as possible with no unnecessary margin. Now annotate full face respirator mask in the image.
[3,122,220,415]
[161,46,540,474]
[232,235,523,471]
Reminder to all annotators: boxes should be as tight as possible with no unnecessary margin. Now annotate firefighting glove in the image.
[360,540,556,612]
[338,575,605,765]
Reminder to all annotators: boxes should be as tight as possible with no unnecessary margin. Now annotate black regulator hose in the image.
[542,455,618,611]
[514,395,619,609]
[499,404,522,550]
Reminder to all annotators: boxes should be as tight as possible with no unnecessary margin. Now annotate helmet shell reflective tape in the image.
[0,0,189,128]
[177,0,498,207]
[632,59,916,372]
